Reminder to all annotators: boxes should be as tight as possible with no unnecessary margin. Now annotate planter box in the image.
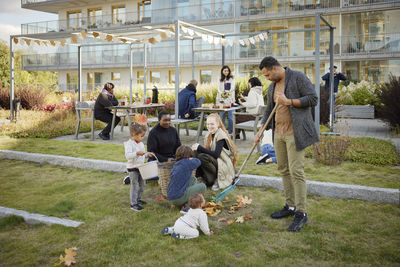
[335,105,374,119]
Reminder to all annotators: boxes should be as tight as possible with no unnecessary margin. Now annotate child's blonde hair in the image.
[205,113,238,166]
[175,145,194,161]
[188,193,205,209]
[130,123,147,136]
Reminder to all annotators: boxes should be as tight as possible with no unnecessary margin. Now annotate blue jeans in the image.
[261,144,277,163]
[220,111,233,134]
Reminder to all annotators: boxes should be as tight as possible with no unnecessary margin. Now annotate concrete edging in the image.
[0,206,83,227]
[1,150,399,205]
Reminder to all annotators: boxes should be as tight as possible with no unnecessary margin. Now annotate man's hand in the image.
[254,129,264,144]
[276,93,291,106]
[145,152,155,158]
[185,113,190,118]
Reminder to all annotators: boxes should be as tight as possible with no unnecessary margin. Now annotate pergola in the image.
[9,20,225,121]
[10,16,335,133]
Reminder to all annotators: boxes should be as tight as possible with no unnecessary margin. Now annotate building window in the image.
[67,73,78,91]
[169,70,181,84]
[304,24,329,50]
[112,5,125,24]
[67,10,81,29]
[111,72,120,81]
[200,70,212,84]
[87,72,102,90]
[88,8,102,28]
[137,71,144,84]
[150,71,160,83]
[138,1,151,23]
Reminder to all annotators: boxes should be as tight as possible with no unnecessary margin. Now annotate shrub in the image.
[337,80,381,106]
[377,75,400,128]
[312,135,350,165]
[0,85,46,110]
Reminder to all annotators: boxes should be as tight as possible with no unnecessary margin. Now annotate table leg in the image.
[196,112,205,143]
[110,110,116,139]
[126,109,131,131]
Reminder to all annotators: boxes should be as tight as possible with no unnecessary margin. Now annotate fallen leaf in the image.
[134,113,147,125]
[203,202,222,216]
[237,195,252,207]
[227,210,236,214]
[236,216,244,223]
[156,196,165,201]
[227,220,233,225]
[218,217,228,222]
[243,214,253,220]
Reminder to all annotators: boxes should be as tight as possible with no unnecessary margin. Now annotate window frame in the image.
[200,70,212,84]
[67,10,82,30]
[112,4,126,25]
[111,72,120,81]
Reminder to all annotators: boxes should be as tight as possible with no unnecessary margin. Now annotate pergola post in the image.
[191,38,194,80]
[174,20,180,119]
[314,14,321,134]
[129,44,133,104]
[329,27,334,131]
[78,45,82,102]
[143,42,147,101]
[221,36,225,66]
[9,37,15,122]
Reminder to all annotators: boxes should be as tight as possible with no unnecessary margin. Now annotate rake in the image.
[215,104,278,203]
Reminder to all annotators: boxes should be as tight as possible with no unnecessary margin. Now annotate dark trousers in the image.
[195,152,218,187]
[95,113,120,136]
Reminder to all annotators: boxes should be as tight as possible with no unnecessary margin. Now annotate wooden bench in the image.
[232,105,267,152]
[147,115,198,137]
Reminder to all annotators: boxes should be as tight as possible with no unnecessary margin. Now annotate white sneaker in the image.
[256,154,269,165]
[211,183,220,191]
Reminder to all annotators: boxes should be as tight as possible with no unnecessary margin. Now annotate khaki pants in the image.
[274,134,307,213]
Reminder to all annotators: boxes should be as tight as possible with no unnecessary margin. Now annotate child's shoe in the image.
[161,227,174,236]
[211,183,220,191]
[171,232,182,239]
[130,204,143,212]
[123,176,130,184]
[138,199,147,205]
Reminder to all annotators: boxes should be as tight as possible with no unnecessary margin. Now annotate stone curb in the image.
[0,206,83,227]
[238,174,400,205]
[0,150,126,173]
[1,150,399,205]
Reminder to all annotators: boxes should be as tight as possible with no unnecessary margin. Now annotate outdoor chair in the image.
[75,101,95,140]
[232,105,267,152]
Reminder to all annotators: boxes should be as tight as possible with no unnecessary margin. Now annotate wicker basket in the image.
[158,160,176,197]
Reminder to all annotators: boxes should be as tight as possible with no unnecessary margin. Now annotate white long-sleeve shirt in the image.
[124,138,145,169]
[176,208,211,235]
[241,86,264,114]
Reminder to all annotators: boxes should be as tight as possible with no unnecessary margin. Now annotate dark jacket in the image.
[178,84,197,119]
[147,124,181,162]
[262,67,319,151]
[322,72,347,93]
[167,158,201,200]
[94,91,119,118]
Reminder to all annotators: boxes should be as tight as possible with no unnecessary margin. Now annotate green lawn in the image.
[0,160,399,266]
[1,136,399,189]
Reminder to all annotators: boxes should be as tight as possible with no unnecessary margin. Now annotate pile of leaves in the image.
[205,195,253,226]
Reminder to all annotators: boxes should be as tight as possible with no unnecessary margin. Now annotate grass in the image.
[0,136,399,189]
[0,159,399,266]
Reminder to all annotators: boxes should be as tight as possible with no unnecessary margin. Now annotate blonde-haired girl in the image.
[191,113,238,191]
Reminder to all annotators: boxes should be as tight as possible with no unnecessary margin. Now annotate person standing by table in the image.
[216,65,235,134]
[178,80,202,119]
[94,82,120,140]
[255,56,319,232]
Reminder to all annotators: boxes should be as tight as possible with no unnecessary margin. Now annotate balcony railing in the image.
[21,0,400,35]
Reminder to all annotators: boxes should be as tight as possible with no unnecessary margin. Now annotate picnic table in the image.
[107,103,165,139]
[192,106,244,143]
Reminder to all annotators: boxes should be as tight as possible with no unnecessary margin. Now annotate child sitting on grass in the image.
[124,122,154,212]
[167,145,206,213]
[162,193,213,239]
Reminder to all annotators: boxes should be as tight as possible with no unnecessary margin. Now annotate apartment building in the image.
[20,0,400,91]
